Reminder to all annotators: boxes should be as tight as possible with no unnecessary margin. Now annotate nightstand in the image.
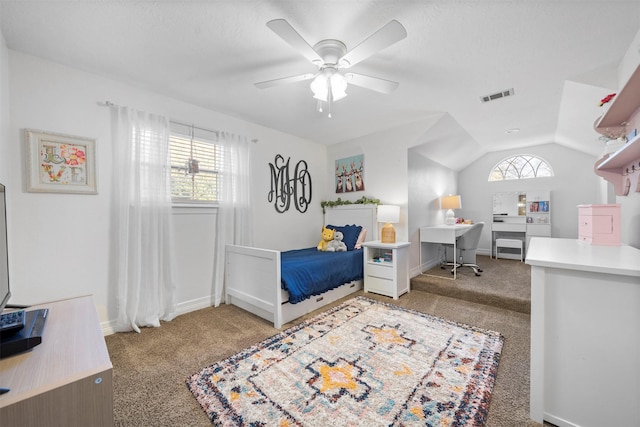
[361,241,411,299]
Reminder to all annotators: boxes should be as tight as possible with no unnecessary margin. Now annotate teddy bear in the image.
[325,230,347,252]
[317,226,335,251]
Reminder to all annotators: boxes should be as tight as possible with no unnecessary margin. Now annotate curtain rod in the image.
[98,100,258,143]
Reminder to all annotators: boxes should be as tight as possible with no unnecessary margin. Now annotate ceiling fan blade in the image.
[266,19,323,64]
[340,20,407,68]
[345,73,399,94]
[254,73,317,89]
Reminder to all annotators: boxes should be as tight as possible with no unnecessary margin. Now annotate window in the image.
[169,123,222,203]
[488,155,553,181]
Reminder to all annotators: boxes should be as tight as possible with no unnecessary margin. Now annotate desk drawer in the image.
[365,262,393,280]
[492,223,526,232]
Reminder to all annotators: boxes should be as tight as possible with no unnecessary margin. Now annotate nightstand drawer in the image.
[365,275,394,295]
[365,262,393,280]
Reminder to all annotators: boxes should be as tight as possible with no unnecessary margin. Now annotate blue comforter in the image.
[281,248,363,304]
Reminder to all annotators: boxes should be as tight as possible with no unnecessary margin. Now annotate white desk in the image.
[420,224,474,279]
[526,237,640,427]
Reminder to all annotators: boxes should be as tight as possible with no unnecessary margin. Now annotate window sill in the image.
[172,203,218,214]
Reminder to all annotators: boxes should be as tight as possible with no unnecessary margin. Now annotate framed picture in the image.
[25,129,97,194]
[335,154,365,193]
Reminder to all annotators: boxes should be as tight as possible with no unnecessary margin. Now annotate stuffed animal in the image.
[317,227,335,251]
[325,230,347,252]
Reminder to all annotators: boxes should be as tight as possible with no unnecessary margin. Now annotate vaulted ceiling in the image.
[1,1,639,168]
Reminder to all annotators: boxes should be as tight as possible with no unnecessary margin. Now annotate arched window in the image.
[488,155,553,181]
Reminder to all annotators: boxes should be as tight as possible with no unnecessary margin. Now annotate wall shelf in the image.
[595,133,640,196]
[594,64,640,135]
[596,134,640,170]
[593,64,640,196]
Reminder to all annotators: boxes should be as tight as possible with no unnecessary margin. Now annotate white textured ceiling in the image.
[1,1,639,167]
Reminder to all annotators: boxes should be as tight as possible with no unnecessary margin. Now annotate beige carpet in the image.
[106,256,542,426]
[413,255,531,314]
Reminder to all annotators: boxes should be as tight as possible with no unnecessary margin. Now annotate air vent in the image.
[481,88,514,103]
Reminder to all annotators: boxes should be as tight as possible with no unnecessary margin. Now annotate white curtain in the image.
[213,131,253,306]
[111,106,177,332]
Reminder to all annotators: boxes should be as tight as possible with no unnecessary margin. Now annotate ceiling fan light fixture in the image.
[330,72,348,101]
[258,19,407,119]
[310,74,329,102]
[310,69,348,104]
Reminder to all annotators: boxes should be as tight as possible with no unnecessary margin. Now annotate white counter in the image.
[526,237,640,276]
[526,237,640,427]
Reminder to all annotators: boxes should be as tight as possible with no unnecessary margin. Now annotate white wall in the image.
[4,51,327,330]
[0,10,9,185]
[458,143,601,253]
[407,151,456,273]
[325,115,444,242]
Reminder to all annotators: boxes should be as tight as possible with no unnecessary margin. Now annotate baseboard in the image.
[176,295,213,316]
[100,295,213,336]
[101,319,118,336]
[544,412,580,427]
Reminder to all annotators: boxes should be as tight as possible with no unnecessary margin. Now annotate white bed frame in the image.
[225,204,378,328]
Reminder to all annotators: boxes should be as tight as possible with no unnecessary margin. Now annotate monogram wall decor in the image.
[268,154,312,213]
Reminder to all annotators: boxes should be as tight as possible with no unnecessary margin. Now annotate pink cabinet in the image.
[577,204,621,245]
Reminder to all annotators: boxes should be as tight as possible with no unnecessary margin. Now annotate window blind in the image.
[169,122,222,203]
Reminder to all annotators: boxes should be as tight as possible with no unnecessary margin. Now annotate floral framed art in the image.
[25,129,97,194]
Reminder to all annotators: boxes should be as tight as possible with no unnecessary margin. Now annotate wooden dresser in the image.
[0,295,113,426]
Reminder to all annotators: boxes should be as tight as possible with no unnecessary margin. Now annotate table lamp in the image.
[377,205,400,243]
[441,195,461,225]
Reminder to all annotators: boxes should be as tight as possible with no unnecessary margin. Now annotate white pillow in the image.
[354,228,368,250]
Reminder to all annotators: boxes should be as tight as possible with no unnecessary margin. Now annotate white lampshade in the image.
[441,195,461,225]
[377,205,400,224]
[441,195,461,210]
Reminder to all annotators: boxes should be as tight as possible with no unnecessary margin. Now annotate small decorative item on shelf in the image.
[603,137,627,155]
[627,128,637,141]
[599,93,616,107]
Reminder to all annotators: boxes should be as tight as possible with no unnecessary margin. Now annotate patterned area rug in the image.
[186,297,504,426]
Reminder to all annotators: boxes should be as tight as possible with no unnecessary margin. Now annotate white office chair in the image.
[441,222,485,276]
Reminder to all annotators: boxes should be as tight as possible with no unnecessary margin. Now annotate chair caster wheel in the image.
[478,269,483,272]
[475,273,481,276]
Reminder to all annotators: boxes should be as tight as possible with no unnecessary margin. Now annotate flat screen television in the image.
[0,182,10,314]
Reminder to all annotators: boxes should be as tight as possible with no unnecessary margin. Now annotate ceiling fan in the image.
[255,19,407,117]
